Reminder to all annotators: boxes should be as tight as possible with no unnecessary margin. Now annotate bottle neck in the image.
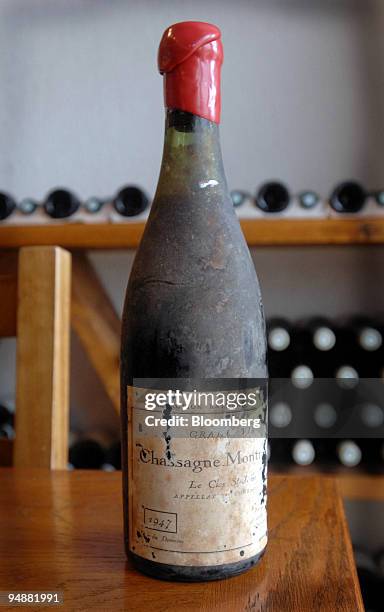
[155,109,227,199]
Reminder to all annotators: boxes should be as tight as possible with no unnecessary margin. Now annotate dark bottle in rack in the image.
[84,197,105,214]
[350,317,383,352]
[269,400,293,429]
[336,439,362,467]
[105,440,122,470]
[44,189,80,218]
[291,439,334,468]
[348,317,383,378]
[295,317,339,384]
[230,190,248,208]
[0,404,15,439]
[0,192,16,220]
[358,439,384,473]
[68,438,106,470]
[255,181,290,213]
[18,198,38,215]
[331,324,360,385]
[289,327,315,388]
[267,318,292,353]
[329,181,367,213]
[298,191,320,209]
[313,402,338,430]
[307,317,336,353]
[291,439,316,466]
[113,185,149,217]
[268,438,291,466]
[267,318,293,380]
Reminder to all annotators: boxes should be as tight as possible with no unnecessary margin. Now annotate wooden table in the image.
[0,470,363,611]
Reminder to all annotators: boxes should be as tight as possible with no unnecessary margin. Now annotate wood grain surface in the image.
[71,253,120,412]
[14,247,71,469]
[0,470,363,611]
[1,217,384,248]
[0,250,18,336]
[337,474,384,501]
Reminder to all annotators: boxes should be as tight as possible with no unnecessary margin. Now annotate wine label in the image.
[127,382,268,567]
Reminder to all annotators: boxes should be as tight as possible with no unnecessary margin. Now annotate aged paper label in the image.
[127,385,268,567]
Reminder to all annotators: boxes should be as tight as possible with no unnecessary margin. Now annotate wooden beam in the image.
[0,250,18,336]
[14,247,71,469]
[0,439,13,467]
[1,217,384,248]
[71,253,120,413]
[337,474,384,501]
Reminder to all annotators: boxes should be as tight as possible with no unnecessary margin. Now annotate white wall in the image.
[1,0,384,429]
[0,0,383,198]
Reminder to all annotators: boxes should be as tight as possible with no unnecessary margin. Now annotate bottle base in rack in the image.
[129,547,267,582]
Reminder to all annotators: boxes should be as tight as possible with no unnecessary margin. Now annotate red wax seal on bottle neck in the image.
[158,21,223,124]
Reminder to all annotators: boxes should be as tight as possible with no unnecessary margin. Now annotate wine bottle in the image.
[268,438,290,466]
[291,362,314,389]
[329,181,366,213]
[349,316,382,352]
[113,185,149,216]
[336,439,362,467]
[267,318,291,353]
[313,402,338,429]
[84,196,105,214]
[44,189,80,218]
[18,198,38,215]
[374,190,384,207]
[121,22,268,581]
[105,440,122,470]
[358,439,384,473]
[68,438,106,469]
[0,192,16,220]
[298,191,319,209]
[291,439,316,466]
[230,190,248,208]
[267,318,293,380]
[255,181,290,213]
[0,404,15,439]
[307,317,336,352]
[269,401,292,429]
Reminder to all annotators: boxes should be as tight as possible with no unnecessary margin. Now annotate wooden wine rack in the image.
[1,217,384,249]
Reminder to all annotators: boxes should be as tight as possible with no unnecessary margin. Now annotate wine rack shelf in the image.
[1,218,384,248]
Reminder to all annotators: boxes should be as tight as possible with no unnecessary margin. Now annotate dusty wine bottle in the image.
[121,22,268,581]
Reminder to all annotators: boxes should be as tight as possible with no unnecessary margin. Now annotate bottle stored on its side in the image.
[267,318,292,354]
[336,439,362,467]
[267,317,293,380]
[329,181,367,213]
[350,317,383,353]
[255,181,290,213]
[0,192,16,221]
[121,22,268,581]
[348,317,383,378]
[291,439,316,466]
[113,185,149,216]
[68,438,106,469]
[307,317,336,353]
[44,189,80,218]
[0,404,15,439]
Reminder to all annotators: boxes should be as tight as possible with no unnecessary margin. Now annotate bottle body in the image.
[255,181,290,213]
[44,189,80,218]
[121,111,268,581]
